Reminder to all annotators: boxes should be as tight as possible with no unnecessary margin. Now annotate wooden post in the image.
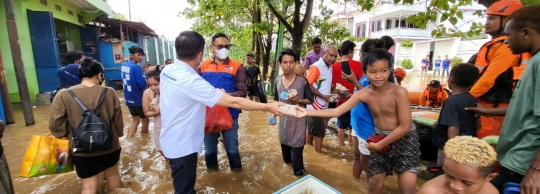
[0,52,15,124]
[4,0,35,126]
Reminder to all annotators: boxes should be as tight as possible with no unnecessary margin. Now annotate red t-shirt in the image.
[331,59,363,106]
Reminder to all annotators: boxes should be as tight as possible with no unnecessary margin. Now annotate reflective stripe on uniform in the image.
[475,65,484,71]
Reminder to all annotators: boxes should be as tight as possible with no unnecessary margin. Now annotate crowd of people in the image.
[0,1,539,194]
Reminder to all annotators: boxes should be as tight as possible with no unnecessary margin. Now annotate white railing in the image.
[370,28,432,38]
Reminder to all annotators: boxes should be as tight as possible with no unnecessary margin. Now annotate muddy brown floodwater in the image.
[4,71,438,193]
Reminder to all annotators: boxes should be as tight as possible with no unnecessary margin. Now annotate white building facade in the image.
[331,0,490,71]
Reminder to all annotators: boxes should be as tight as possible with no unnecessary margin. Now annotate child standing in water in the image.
[142,66,169,171]
[271,48,313,176]
[295,49,420,194]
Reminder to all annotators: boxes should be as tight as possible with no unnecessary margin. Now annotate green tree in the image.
[303,15,354,56]
[181,0,277,80]
[355,0,539,39]
[112,12,127,20]
[265,0,315,54]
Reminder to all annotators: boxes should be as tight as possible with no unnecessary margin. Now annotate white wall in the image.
[395,44,413,64]
[457,39,489,63]
[433,39,460,60]
[413,42,430,71]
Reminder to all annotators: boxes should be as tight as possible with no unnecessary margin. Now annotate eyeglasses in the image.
[213,44,231,50]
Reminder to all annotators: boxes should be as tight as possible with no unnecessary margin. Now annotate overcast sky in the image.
[108,0,195,40]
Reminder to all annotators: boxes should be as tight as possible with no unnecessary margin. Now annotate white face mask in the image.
[215,48,229,60]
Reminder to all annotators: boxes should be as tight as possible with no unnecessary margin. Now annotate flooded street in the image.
[4,71,440,193]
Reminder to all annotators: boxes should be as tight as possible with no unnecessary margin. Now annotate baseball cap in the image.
[429,80,441,88]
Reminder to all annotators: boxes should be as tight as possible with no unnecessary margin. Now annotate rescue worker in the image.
[469,0,526,139]
[420,80,449,108]
[394,67,407,85]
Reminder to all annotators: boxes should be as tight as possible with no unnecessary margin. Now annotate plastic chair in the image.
[503,182,520,194]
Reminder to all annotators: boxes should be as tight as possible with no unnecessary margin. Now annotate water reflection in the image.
[4,71,434,193]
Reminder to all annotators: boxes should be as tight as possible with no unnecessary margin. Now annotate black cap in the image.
[429,80,441,88]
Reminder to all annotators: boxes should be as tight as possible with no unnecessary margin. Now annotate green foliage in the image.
[451,56,464,67]
[303,15,354,56]
[401,59,413,69]
[180,0,269,61]
[112,12,127,20]
[356,0,486,39]
[399,39,414,48]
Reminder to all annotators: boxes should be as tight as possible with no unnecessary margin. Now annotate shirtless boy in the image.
[295,48,420,194]
[417,136,498,194]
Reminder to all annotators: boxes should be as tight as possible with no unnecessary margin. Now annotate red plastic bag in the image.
[205,106,233,134]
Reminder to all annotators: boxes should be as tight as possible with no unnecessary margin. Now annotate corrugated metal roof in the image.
[94,17,158,37]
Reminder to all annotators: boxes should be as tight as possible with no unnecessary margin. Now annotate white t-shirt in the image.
[307,58,332,110]
[159,60,223,159]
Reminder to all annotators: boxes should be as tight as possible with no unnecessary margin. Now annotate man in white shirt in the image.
[159,31,284,194]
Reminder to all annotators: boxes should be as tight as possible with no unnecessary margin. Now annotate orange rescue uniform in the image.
[471,35,521,139]
[419,87,448,107]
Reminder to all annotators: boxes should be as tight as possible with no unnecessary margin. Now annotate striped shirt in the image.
[304,48,325,68]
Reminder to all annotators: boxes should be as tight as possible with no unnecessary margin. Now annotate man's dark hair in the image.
[450,63,479,88]
[380,36,395,50]
[361,39,381,55]
[128,46,144,55]
[246,53,255,58]
[67,51,84,63]
[78,58,103,79]
[175,31,205,60]
[339,40,356,56]
[361,48,392,72]
[312,37,322,45]
[507,5,540,34]
[211,33,229,44]
[278,48,299,63]
[165,59,172,62]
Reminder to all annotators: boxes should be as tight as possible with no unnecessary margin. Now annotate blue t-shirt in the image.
[121,61,147,106]
[57,63,81,88]
[350,75,375,140]
[434,59,442,67]
[442,59,451,68]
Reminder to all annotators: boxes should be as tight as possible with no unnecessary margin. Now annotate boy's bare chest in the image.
[366,94,396,116]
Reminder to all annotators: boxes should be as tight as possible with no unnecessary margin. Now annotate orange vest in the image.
[513,52,531,86]
[423,87,444,107]
[475,36,507,72]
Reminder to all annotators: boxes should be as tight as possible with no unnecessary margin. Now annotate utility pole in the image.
[128,0,132,21]
[0,52,14,125]
[4,0,35,126]
[273,2,286,79]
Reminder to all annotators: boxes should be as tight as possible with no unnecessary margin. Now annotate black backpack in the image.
[67,88,113,154]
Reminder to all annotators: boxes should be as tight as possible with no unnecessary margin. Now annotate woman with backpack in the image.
[49,58,124,193]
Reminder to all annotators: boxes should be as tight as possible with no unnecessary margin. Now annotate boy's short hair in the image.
[507,5,540,34]
[312,37,322,45]
[278,48,299,63]
[444,136,497,176]
[67,51,84,63]
[128,46,144,55]
[450,63,479,88]
[339,40,356,56]
[361,48,392,72]
[246,53,255,58]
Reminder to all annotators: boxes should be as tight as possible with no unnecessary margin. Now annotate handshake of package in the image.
[279,104,298,116]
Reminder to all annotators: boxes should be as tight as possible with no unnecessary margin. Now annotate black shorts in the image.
[127,106,146,118]
[336,111,351,130]
[72,149,121,179]
[247,85,259,96]
[307,116,325,137]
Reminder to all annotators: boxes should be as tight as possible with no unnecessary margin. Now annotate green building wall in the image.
[0,0,107,103]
